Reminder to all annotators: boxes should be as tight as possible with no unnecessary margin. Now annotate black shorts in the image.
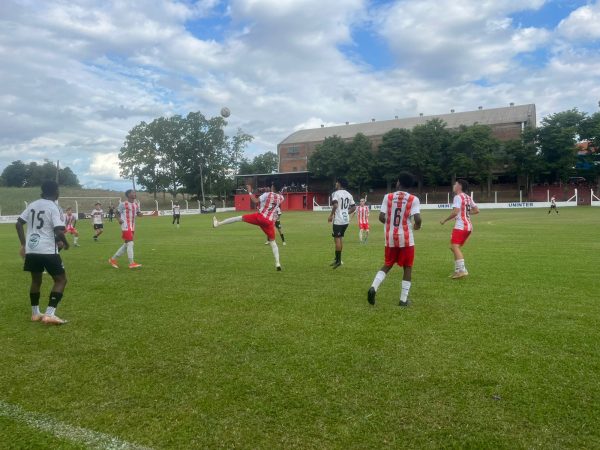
[550,204,556,209]
[94,224,104,230]
[332,224,349,238]
[173,214,181,218]
[275,220,281,229]
[24,254,65,276]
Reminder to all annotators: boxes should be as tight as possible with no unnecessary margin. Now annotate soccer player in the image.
[440,179,480,279]
[329,178,356,269]
[108,190,143,269]
[108,205,115,222]
[264,205,286,246]
[548,196,558,214]
[173,202,181,228]
[368,173,421,307]
[64,207,79,247]
[91,202,104,241]
[356,198,370,244]
[213,183,284,271]
[15,180,70,325]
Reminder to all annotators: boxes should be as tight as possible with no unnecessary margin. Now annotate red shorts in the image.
[359,223,369,230]
[122,230,135,241]
[384,246,415,267]
[66,226,77,234]
[451,229,471,246]
[243,212,276,241]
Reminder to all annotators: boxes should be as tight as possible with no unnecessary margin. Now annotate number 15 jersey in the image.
[331,190,355,225]
[380,191,421,248]
[19,199,65,254]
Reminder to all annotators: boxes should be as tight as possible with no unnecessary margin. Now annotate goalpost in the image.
[58,197,121,217]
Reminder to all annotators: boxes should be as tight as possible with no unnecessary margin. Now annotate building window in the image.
[287,146,300,155]
[292,166,297,171]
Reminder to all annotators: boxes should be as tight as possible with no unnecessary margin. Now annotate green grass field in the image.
[1,208,599,449]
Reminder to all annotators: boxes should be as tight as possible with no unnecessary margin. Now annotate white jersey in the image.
[118,201,139,232]
[380,191,421,248]
[551,197,556,206]
[173,206,181,215]
[331,189,355,225]
[91,208,103,225]
[258,192,285,222]
[273,206,282,221]
[452,193,477,231]
[19,199,65,254]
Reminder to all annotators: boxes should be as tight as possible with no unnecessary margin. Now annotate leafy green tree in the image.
[537,109,586,182]
[408,119,451,191]
[504,127,542,193]
[346,133,374,194]
[377,128,413,190]
[308,136,348,184]
[238,152,279,175]
[0,160,28,186]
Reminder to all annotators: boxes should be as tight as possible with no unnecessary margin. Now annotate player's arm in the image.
[378,212,386,224]
[328,201,338,223]
[348,203,357,215]
[115,210,124,225]
[413,213,422,230]
[55,226,69,251]
[471,205,480,215]
[16,218,26,258]
[440,208,459,225]
[246,185,260,206]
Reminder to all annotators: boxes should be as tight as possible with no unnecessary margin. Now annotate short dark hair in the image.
[457,179,469,192]
[397,172,414,189]
[95,202,101,206]
[125,189,134,197]
[271,181,281,192]
[336,178,348,189]
[41,180,59,197]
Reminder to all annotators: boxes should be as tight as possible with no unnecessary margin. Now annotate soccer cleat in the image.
[212,216,219,228]
[452,270,469,279]
[282,242,287,246]
[74,243,80,247]
[276,265,282,271]
[31,314,44,322]
[264,241,270,245]
[128,262,142,269]
[368,287,376,305]
[108,258,119,269]
[41,315,68,325]
[331,261,342,270]
[399,300,411,307]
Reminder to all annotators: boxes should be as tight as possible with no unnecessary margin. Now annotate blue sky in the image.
[0,0,599,189]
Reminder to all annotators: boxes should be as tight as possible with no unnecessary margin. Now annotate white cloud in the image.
[558,1,600,41]
[88,152,120,180]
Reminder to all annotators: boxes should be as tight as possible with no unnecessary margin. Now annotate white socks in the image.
[126,241,134,263]
[269,240,280,267]
[32,305,40,315]
[219,216,243,226]
[371,271,386,291]
[74,236,78,244]
[113,243,127,259]
[45,306,56,317]
[455,259,466,272]
[400,280,411,303]
[359,230,363,242]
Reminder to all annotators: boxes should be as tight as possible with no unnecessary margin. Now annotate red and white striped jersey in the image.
[380,191,421,248]
[258,192,284,222]
[65,213,76,228]
[118,201,139,232]
[452,193,477,231]
[357,205,369,225]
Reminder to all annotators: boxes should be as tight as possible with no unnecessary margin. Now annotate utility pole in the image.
[56,160,60,184]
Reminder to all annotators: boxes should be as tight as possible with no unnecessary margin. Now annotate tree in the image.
[411,119,451,189]
[537,109,586,182]
[1,160,28,186]
[504,127,542,194]
[238,152,279,175]
[308,136,348,184]
[377,128,413,190]
[346,133,374,194]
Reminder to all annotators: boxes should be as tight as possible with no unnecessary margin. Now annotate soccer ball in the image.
[220,107,231,118]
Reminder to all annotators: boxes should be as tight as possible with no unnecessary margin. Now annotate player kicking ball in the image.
[213,183,284,271]
[108,190,143,269]
[440,179,479,279]
[356,198,370,244]
[16,180,70,325]
[368,173,421,307]
[329,178,356,269]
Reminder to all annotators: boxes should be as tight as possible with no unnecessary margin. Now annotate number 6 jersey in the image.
[380,191,421,248]
[331,189,355,225]
[19,199,66,254]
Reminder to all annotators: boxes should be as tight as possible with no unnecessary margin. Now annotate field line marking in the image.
[0,400,153,450]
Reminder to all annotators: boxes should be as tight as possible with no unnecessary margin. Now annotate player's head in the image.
[95,202,101,208]
[455,179,468,194]
[41,180,59,200]
[125,189,136,201]
[336,178,348,190]
[270,181,281,192]
[396,172,414,190]
[66,207,72,213]
[360,198,365,205]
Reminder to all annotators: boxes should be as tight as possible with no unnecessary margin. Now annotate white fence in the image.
[592,190,600,207]
[314,189,582,211]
